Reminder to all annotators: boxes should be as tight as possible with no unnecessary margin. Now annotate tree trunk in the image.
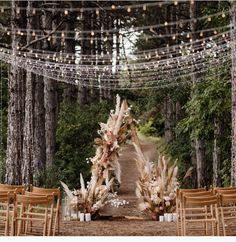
[190,0,205,188]
[63,6,77,104]
[164,95,173,143]
[230,1,236,186]
[43,6,58,167]
[5,1,27,184]
[194,139,205,187]
[22,1,36,185]
[213,117,222,187]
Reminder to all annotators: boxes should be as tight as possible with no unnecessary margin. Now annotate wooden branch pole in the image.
[20,20,64,51]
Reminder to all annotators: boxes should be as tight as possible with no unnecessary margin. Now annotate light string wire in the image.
[6,29,230,64]
[2,38,229,78]
[0,43,230,89]
[1,10,228,35]
[0,1,223,14]
[1,23,229,43]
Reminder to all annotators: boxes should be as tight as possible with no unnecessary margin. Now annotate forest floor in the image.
[59,141,177,236]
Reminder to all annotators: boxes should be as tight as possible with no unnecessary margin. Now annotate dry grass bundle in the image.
[60,95,132,215]
[134,143,179,217]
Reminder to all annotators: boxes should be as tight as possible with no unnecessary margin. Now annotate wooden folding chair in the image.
[23,191,55,236]
[182,195,219,236]
[14,194,52,236]
[0,184,25,194]
[30,185,61,236]
[0,191,16,236]
[218,193,236,236]
[176,187,207,236]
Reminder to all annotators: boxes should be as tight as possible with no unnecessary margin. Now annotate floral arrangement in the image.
[134,143,179,219]
[60,174,128,215]
[60,95,132,217]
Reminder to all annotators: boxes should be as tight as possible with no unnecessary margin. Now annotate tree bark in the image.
[190,0,205,188]
[230,1,236,186]
[5,0,27,184]
[43,4,58,167]
[213,117,222,187]
[63,4,77,104]
[164,95,174,143]
[22,1,36,185]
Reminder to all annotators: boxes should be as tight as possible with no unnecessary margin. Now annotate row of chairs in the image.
[176,186,236,236]
[0,183,60,236]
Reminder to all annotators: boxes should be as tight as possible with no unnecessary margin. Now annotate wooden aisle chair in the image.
[30,185,61,236]
[24,191,54,236]
[176,187,207,236]
[0,184,25,194]
[14,194,52,236]
[213,187,236,195]
[218,192,236,236]
[182,195,219,236]
[0,191,16,236]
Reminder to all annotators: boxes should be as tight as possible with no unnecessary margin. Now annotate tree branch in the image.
[20,20,64,51]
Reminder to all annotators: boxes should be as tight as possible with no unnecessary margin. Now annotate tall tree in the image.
[5,0,27,184]
[230,0,236,186]
[43,2,59,167]
[190,0,206,187]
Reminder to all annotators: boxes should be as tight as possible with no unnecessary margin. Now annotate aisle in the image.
[100,142,156,217]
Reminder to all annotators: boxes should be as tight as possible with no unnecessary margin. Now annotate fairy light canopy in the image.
[0,0,232,90]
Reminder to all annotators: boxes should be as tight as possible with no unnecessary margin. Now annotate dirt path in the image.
[59,142,178,236]
[100,142,157,217]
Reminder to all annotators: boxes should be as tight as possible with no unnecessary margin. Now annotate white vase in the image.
[164,213,172,222]
[79,213,85,222]
[85,213,91,222]
[172,213,177,222]
[159,215,164,222]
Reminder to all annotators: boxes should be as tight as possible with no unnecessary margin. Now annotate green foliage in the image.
[52,100,113,189]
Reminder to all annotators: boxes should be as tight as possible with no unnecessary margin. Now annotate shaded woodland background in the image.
[0,1,233,190]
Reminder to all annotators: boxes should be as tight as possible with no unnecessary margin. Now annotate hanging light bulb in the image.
[143,4,146,11]
[174,1,178,6]
[16,8,20,14]
[64,9,69,15]
[90,39,94,44]
[164,21,168,26]
[61,32,65,37]
[127,7,131,13]
[32,31,36,36]
[208,17,211,22]
[1,8,4,13]
[7,31,10,35]
[214,30,217,35]
[111,5,116,10]
[200,31,203,37]
[96,9,99,15]
[222,12,226,18]
[32,8,36,15]
[190,0,194,5]
[172,35,176,40]
[91,31,95,36]
[186,33,190,38]
[47,36,51,41]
